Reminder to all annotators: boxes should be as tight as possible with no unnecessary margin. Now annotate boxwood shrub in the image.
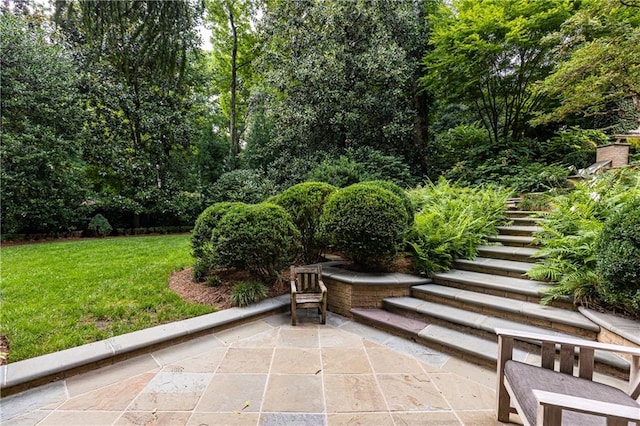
[191,202,242,260]
[270,181,338,262]
[212,202,301,282]
[360,180,414,225]
[319,183,409,269]
[596,198,640,316]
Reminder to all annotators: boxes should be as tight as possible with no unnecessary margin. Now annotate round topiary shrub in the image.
[270,181,338,262]
[596,198,640,316]
[359,180,414,225]
[318,183,409,269]
[191,202,242,260]
[88,213,112,237]
[212,202,301,282]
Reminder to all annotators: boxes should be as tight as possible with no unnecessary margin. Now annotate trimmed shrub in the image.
[88,214,112,237]
[596,198,640,316]
[191,202,242,260]
[319,183,409,268]
[307,156,366,188]
[212,202,301,282]
[270,181,338,262]
[360,180,414,225]
[230,281,269,307]
[208,169,276,204]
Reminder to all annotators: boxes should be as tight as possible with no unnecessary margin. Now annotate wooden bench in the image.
[290,265,327,326]
[496,328,640,425]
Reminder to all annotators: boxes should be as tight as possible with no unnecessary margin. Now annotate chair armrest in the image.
[495,328,640,357]
[533,389,640,423]
[290,281,297,294]
[318,279,327,294]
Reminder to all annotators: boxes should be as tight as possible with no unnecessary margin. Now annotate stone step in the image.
[497,225,543,237]
[477,245,539,263]
[430,269,555,304]
[487,234,537,247]
[412,284,598,339]
[453,257,533,278]
[509,217,545,226]
[506,210,544,218]
[350,308,628,375]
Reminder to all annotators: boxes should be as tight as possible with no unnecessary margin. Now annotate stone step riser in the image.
[429,275,573,310]
[452,261,528,279]
[413,291,596,340]
[506,210,542,218]
[497,226,540,237]
[487,235,537,248]
[476,248,538,263]
[509,218,543,227]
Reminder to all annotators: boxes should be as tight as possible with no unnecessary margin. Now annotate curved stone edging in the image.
[579,307,640,348]
[0,295,290,396]
[318,262,431,317]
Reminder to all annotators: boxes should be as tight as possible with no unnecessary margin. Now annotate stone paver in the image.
[1,313,504,425]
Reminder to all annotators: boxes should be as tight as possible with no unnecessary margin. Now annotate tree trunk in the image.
[228,2,239,170]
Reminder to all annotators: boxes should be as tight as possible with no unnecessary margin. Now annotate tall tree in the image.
[53,0,211,226]
[206,0,260,170]
[421,0,571,144]
[245,0,432,182]
[1,11,88,234]
[533,0,640,130]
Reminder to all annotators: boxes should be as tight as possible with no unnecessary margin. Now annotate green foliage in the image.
[502,163,570,194]
[88,214,113,237]
[319,183,409,269]
[596,199,640,316]
[407,179,509,274]
[528,167,640,310]
[212,202,301,282]
[250,0,430,175]
[208,169,276,204]
[359,180,414,226]
[191,202,242,260]
[539,127,605,168]
[533,0,640,127]
[1,235,214,362]
[518,192,554,212]
[422,0,571,143]
[307,147,415,189]
[192,257,211,283]
[0,12,89,235]
[230,281,269,307]
[270,182,338,263]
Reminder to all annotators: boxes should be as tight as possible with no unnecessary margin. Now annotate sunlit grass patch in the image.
[1,234,215,362]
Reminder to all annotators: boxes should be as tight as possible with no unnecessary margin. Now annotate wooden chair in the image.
[496,328,640,426]
[290,265,327,326]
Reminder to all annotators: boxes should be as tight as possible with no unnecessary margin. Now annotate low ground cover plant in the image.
[528,167,640,317]
[230,281,270,307]
[408,179,510,273]
[1,235,214,362]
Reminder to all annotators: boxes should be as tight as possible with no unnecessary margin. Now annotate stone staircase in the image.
[351,208,629,374]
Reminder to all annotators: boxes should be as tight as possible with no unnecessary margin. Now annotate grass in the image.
[0,234,216,362]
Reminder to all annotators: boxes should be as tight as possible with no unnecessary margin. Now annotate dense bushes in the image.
[191,202,241,260]
[212,203,301,282]
[596,199,640,314]
[319,183,409,268]
[528,167,640,317]
[207,169,276,204]
[359,180,414,225]
[270,182,337,262]
[407,179,510,274]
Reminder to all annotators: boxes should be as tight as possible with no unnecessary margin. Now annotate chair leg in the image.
[291,304,297,326]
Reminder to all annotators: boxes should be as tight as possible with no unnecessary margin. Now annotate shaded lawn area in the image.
[1,234,216,362]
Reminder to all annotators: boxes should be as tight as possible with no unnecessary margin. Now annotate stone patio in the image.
[1,312,508,426]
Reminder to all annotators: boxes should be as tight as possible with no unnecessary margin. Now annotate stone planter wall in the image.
[321,264,430,318]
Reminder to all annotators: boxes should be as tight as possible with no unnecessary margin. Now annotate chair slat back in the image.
[292,265,322,293]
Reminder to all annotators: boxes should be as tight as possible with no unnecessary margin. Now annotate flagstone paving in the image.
[2,312,514,425]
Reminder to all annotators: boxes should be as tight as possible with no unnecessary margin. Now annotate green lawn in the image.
[1,234,216,362]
